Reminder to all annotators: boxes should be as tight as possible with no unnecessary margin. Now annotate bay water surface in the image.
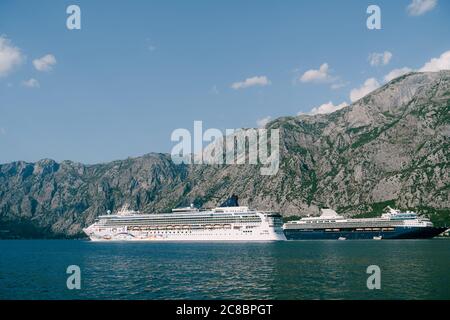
[0,239,449,300]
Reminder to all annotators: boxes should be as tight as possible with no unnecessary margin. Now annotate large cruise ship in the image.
[83,195,286,241]
[283,207,447,240]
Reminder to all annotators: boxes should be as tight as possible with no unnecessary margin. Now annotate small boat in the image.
[373,236,382,240]
[338,237,346,240]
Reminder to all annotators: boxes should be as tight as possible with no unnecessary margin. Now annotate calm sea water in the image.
[0,240,449,300]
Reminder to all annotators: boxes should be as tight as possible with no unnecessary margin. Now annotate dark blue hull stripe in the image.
[283,227,447,240]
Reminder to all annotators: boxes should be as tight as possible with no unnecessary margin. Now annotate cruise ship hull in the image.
[284,226,447,240]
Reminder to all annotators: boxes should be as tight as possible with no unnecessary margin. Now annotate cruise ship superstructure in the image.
[283,207,447,240]
[83,196,286,241]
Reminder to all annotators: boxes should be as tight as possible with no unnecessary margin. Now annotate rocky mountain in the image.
[1,71,449,238]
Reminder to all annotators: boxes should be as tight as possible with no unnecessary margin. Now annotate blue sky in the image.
[0,0,449,164]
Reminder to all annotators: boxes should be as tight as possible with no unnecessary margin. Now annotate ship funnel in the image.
[219,194,239,207]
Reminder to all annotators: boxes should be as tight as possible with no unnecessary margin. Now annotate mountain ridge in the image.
[1,71,449,238]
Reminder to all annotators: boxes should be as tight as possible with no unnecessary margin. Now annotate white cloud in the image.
[145,38,157,52]
[0,36,24,77]
[407,0,437,16]
[350,78,380,102]
[384,67,413,82]
[369,51,393,66]
[306,101,349,115]
[33,54,56,72]
[22,78,40,88]
[300,63,332,83]
[231,76,271,90]
[419,50,450,72]
[382,50,450,82]
[331,81,348,90]
[0,127,6,135]
[256,116,272,128]
[210,85,219,95]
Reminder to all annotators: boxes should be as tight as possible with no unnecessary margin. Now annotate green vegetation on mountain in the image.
[1,71,449,238]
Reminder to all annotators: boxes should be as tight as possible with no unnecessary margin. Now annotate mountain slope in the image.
[1,71,449,238]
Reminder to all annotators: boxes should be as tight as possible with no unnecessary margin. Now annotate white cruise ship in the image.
[283,207,447,240]
[83,195,286,241]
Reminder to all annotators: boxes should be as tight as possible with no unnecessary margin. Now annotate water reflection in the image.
[0,240,449,299]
